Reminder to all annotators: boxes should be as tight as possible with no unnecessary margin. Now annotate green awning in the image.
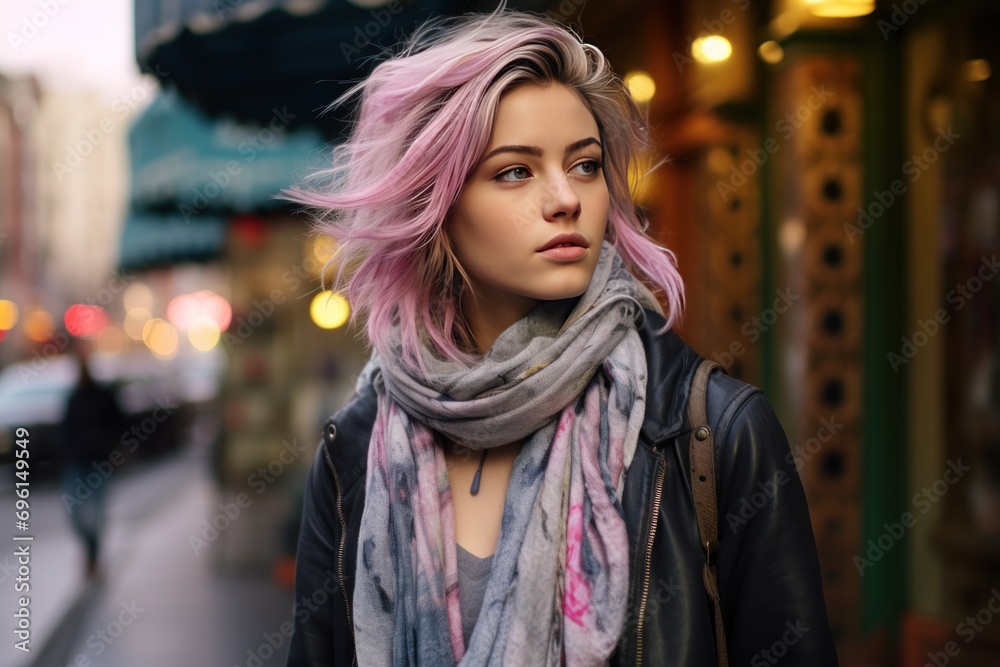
[129,87,326,213]
[119,87,327,269]
[119,210,227,271]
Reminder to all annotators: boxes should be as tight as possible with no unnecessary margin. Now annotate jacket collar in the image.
[636,309,703,446]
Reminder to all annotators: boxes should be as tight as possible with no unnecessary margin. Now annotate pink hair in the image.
[283,9,685,367]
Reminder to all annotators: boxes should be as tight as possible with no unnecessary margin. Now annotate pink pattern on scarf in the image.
[563,503,591,626]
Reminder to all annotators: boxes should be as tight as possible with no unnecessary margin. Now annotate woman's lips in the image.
[537,233,589,261]
[538,244,588,261]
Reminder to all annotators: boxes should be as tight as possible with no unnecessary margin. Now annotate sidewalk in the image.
[1,451,193,667]
[1,482,91,667]
[1,445,296,667]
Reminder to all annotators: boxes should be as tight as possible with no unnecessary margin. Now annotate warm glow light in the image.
[65,304,108,337]
[167,294,199,330]
[779,219,807,257]
[125,307,152,340]
[312,236,338,264]
[626,158,658,205]
[188,316,221,351]
[202,292,232,330]
[310,291,350,330]
[770,12,801,38]
[624,71,656,103]
[692,35,732,64]
[123,282,153,311]
[167,290,232,332]
[805,0,875,18]
[141,317,158,342]
[758,41,784,65]
[142,318,178,358]
[963,59,991,82]
[23,308,55,342]
[0,300,19,330]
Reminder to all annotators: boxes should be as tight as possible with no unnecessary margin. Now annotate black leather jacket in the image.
[287,311,840,666]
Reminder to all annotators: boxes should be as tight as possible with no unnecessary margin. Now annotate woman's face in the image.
[447,82,610,328]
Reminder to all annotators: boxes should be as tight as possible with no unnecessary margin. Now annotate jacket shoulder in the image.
[321,369,378,488]
[638,308,758,444]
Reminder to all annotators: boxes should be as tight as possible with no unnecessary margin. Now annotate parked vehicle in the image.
[0,348,215,478]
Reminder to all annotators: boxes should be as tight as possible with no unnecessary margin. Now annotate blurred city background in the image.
[0,0,998,665]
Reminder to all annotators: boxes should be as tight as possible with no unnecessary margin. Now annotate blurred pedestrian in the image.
[58,344,123,579]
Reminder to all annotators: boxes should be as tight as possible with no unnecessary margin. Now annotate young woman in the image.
[285,9,838,667]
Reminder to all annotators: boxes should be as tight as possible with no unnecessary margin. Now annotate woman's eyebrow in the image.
[480,137,602,162]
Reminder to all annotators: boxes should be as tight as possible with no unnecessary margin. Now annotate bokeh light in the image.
[312,235,337,264]
[23,308,55,342]
[624,71,656,103]
[758,41,784,65]
[805,0,875,18]
[963,59,991,82]
[65,304,109,337]
[168,290,232,332]
[188,315,221,351]
[167,294,199,330]
[770,12,801,39]
[309,291,350,330]
[123,282,154,311]
[0,299,19,330]
[201,291,232,330]
[142,318,179,358]
[124,307,153,340]
[692,35,732,63]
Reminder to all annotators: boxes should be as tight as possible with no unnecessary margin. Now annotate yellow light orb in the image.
[143,318,178,359]
[188,315,221,351]
[123,282,154,311]
[758,41,784,65]
[312,235,338,264]
[125,307,153,340]
[310,291,350,330]
[0,300,19,329]
[692,36,732,64]
[141,317,163,345]
[805,0,874,18]
[624,71,656,104]
[963,59,991,83]
[770,12,801,39]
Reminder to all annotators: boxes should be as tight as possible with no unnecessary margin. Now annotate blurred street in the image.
[0,428,294,667]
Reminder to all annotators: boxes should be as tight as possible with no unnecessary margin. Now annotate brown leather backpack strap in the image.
[688,359,729,667]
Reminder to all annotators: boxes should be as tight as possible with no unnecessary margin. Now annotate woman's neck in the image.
[460,288,538,354]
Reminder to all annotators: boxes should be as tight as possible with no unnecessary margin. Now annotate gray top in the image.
[457,544,494,647]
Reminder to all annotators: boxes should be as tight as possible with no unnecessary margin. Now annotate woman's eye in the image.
[572,159,602,176]
[495,166,531,182]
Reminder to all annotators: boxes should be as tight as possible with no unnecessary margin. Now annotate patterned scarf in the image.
[353,243,659,666]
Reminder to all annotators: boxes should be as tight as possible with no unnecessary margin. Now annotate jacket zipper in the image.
[635,452,665,666]
[324,443,358,667]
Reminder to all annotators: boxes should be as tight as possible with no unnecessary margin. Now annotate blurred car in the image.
[0,349,207,476]
[0,354,79,472]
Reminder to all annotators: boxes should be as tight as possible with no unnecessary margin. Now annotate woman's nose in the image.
[540,175,582,221]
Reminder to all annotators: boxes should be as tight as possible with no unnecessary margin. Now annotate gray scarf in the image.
[353,243,659,666]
